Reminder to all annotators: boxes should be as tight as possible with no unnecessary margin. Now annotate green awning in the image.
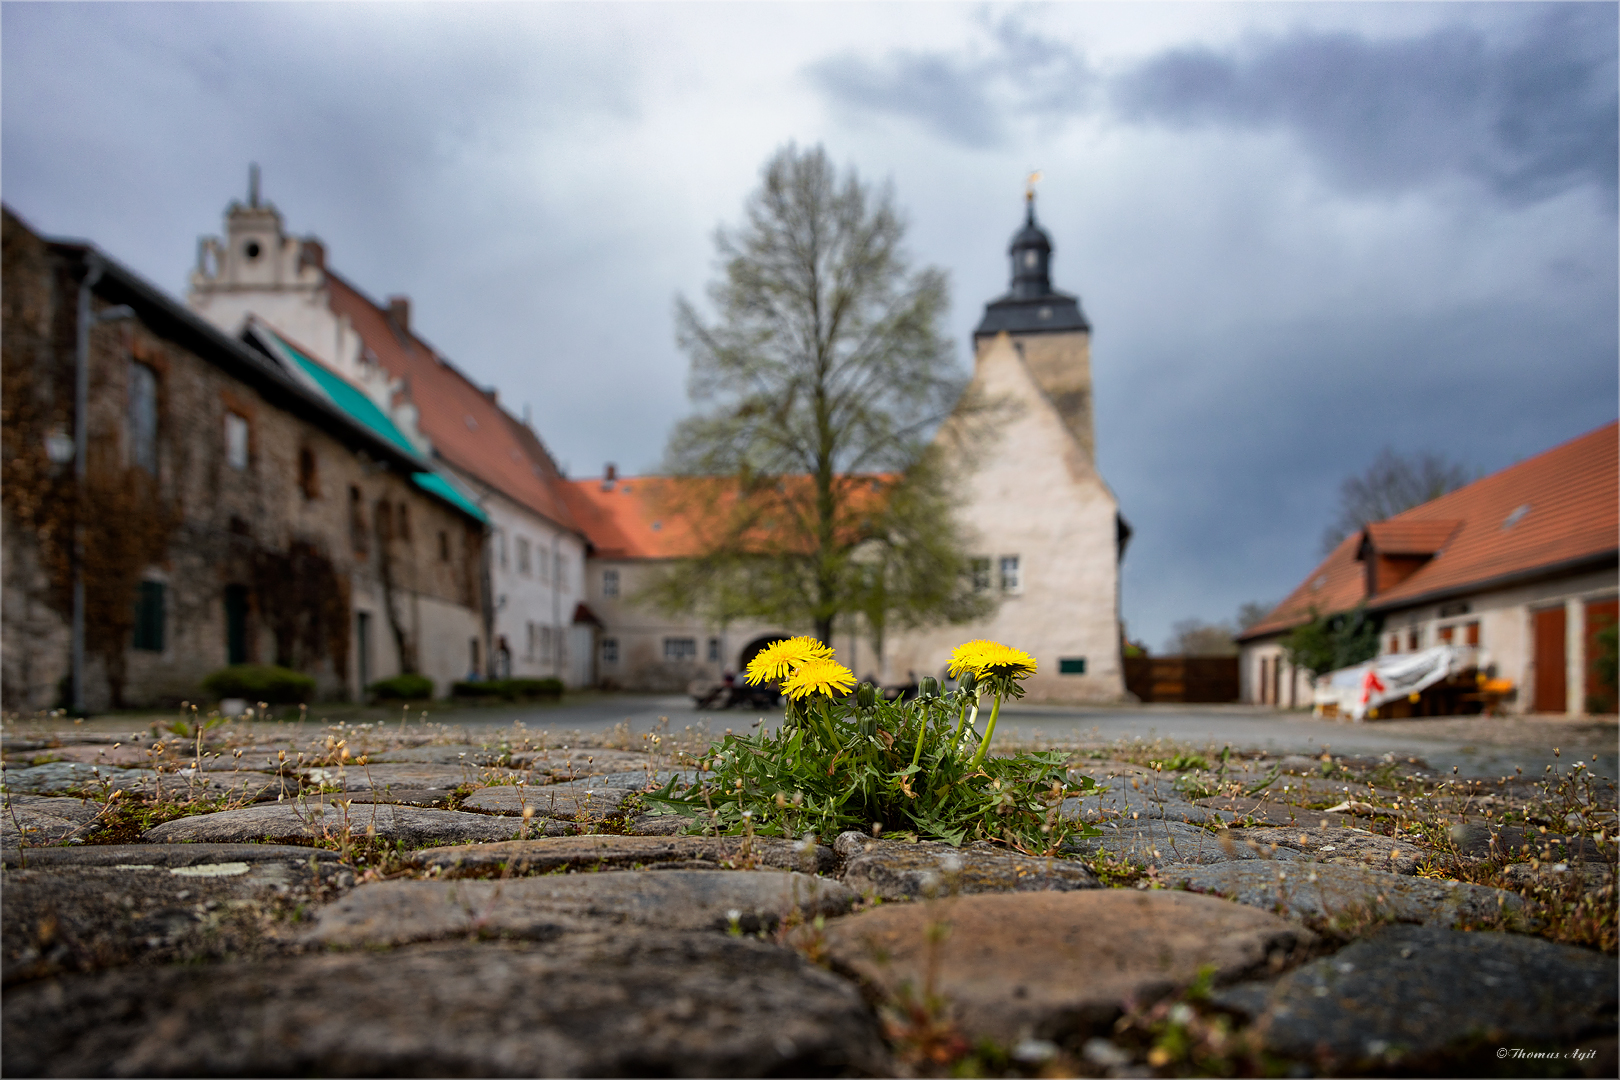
[267,331,487,524]
[412,470,487,522]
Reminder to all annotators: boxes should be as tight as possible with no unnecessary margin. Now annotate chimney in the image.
[299,237,326,272]
[387,295,410,331]
[601,463,617,491]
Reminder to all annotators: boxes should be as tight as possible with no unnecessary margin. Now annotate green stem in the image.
[969,696,1002,770]
[950,695,978,753]
[909,705,929,770]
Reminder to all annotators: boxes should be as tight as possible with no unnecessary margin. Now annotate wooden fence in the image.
[1123,656,1240,704]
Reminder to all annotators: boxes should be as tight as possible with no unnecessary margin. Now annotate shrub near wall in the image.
[451,678,563,702]
[368,674,435,702]
[201,664,317,705]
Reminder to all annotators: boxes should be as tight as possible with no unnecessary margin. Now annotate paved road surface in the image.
[373,694,1617,782]
[31,694,1615,782]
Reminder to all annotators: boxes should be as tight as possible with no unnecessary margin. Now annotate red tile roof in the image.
[1362,519,1462,555]
[1241,421,1619,640]
[1240,533,1370,640]
[563,473,897,560]
[561,476,708,560]
[324,272,579,535]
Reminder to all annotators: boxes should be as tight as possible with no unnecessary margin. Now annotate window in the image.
[1406,627,1420,651]
[1465,621,1480,647]
[539,545,550,583]
[541,625,553,661]
[225,412,250,470]
[1438,625,1454,644]
[298,446,319,499]
[999,555,1020,591]
[1388,634,1400,654]
[603,568,620,597]
[225,584,249,664]
[708,637,721,662]
[601,638,619,665]
[128,362,157,472]
[396,504,410,542]
[439,531,450,562]
[495,529,508,570]
[1059,657,1085,675]
[517,537,531,575]
[556,555,567,590]
[525,621,537,661]
[469,637,481,675]
[971,558,991,591]
[133,581,165,652]
[664,637,697,662]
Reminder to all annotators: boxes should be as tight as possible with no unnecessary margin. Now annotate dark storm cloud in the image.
[1101,293,1620,640]
[1114,4,1619,205]
[812,5,1618,205]
[807,15,1093,147]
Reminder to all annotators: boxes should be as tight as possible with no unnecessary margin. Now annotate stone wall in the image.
[0,210,482,710]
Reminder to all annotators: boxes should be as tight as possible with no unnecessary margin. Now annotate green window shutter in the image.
[133,581,165,652]
[1059,657,1086,675]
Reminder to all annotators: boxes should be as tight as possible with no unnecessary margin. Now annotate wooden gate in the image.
[1124,657,1239,703]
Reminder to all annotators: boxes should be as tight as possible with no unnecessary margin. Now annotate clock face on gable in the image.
[1023,250,1038,268]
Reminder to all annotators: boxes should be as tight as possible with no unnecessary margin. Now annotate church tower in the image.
[973,191,1097,462]
[884,186,1125,703]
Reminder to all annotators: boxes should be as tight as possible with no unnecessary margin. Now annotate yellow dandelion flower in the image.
[781,658,856,701]
[744,635,834,685]
[948,639,1036,680]
[947,639,1000,678]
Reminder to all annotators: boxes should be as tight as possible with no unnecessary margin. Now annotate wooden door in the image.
[1585,598,1618,714]
[1533,606,1566,713]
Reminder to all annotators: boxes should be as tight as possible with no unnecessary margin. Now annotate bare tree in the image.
[1164,618,1238,657]
[1235,600,1274,632]
[651,144,992,646]
[1321,448,1473,554]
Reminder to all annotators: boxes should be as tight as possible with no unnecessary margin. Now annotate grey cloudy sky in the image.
[5,1,1615,651]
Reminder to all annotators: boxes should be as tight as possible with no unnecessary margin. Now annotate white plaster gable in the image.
[884,330,1124,702]
[189,198,430,458]
[948,332,1116,516]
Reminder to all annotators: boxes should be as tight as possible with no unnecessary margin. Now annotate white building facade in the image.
[188,177,590,692]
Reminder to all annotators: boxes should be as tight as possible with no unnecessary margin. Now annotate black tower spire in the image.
[974,190,1089,341]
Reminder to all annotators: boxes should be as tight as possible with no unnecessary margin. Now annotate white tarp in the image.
[1313,645,1468,721]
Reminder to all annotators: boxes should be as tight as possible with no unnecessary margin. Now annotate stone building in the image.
[1238,422,1619,715]
[881,195,1128,703]
[1,207,486,710]
[561,196,1131,702]
[187,179,591,687]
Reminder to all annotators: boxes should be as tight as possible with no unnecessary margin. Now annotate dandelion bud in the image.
[919,676,939,698]
[958,671,978,694]
[856,682,877,709]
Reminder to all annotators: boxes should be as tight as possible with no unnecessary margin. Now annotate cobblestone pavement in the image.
[4,709,1614,1076]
